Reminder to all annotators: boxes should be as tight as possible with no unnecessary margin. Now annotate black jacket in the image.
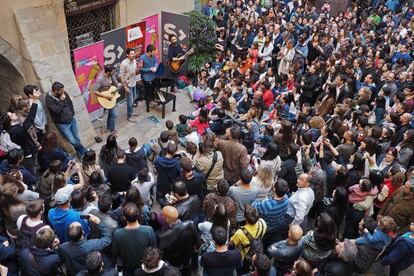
[176,195,202,223]
[45,92,74,125]
[76,268,118,276]
[278,159,298,193]
[8,103,38,157]
[181,171,205,199]
[353,244,381,274]
[19,247,61,276]
[301,73,319,98]
[396,123,410,145]
[317,256,354,276]
[126,148,148,173]
[159,220,198,269]
[336,85,350,104]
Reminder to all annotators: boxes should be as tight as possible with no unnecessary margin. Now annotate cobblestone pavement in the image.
[89,89,192,151]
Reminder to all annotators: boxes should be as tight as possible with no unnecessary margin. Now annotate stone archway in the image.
[0,38,26,113]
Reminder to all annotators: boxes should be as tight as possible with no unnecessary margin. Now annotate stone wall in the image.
[0,0,194,150]
[118,0,194,26]
[13,3,96,149]
[0,55,26,112]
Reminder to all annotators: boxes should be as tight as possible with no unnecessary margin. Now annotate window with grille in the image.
[66,4,116,69]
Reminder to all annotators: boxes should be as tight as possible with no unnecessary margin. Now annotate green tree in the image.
[184,10,217,75]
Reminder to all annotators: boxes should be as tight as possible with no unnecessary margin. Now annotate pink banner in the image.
[144,14,160,62]
[74,41,104,113]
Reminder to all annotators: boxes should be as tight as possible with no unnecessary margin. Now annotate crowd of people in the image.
[1,0,414,275]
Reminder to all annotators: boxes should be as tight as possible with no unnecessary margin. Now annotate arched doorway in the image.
[0,39,26,113]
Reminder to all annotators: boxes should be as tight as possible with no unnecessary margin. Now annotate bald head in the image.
[288,225,303,241]
[162,206,179,224]
[68,222,83,242]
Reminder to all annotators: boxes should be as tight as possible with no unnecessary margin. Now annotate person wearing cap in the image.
[48,185,90,243]
[200,226,242,275]
[378,177,414,235]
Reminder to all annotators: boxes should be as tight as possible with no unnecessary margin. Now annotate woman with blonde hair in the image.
[251,164,274,201]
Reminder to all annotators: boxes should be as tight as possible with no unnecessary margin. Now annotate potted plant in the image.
[184,10,217,76]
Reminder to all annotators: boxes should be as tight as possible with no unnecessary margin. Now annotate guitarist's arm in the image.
[93,91,113,100]
[93,77,113,100]
[168,44,185,62]
[172,56,185,62]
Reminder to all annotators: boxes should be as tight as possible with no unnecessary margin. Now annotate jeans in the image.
[106,108,118,132]
[127,86,137,118]
[57,118,87,156]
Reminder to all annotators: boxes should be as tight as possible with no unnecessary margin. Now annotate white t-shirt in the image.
[132,173,155,204]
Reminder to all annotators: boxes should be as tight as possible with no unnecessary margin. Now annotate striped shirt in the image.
[252,195,289,231]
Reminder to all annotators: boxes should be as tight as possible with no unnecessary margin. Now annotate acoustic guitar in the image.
[96,86,121,109]
[168,48,195,74]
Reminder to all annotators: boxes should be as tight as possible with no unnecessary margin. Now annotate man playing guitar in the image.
[93,65,126,134]
[140,44,159,104]
[168,34,185,92]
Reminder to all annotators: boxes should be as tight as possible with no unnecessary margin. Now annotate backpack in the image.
[241,220,265,269]
[16,216,48,251]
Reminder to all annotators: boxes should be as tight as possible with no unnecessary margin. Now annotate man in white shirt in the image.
[286,173,315,227]
[120,48,138,123]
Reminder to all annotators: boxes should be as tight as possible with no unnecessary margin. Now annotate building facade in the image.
[0,0,194,147]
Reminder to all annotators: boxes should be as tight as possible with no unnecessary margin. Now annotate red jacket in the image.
[190,117,209,135]
[374,178,397,208]
[263,89,274,109]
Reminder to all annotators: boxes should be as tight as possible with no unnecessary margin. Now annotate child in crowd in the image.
[355,216,396,250]
[175,115,188,138]
[191,107,210,136]
[205,96,215,110]
[165,120,179,144]
[348,178,378,204]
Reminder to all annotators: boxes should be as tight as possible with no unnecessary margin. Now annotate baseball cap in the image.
[54,185,74,205]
